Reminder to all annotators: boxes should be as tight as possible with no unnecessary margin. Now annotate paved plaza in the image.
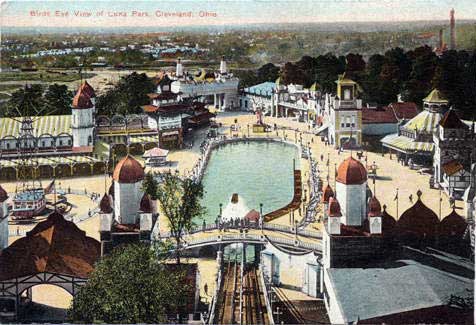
[3,111,463,311]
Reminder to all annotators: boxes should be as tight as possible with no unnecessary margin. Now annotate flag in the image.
[44,179,55,194]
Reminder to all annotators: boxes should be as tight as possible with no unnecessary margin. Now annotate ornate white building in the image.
[170,57,239,111]
[240,80,322,122]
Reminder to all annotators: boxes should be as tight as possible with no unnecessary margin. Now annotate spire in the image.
[100,193,113,214]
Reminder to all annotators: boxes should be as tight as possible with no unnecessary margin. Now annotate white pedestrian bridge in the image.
[156,223,323,255]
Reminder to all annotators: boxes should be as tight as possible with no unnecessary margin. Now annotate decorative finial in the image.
[416,189,422,199]
[382,204,387,211]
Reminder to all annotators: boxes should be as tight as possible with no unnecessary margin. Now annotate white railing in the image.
[163,233,322,252]
[158,222,322,240]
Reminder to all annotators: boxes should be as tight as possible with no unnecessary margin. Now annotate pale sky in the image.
[1,0,475,28]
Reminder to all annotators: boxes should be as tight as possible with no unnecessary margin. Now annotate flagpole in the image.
[396,188,399,219]
[53,179,57,212]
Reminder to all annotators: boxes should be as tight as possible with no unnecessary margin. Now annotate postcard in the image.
[0,0,475,324]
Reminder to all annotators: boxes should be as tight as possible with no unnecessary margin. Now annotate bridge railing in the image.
[158,222,322,240]
[169,233,322,252]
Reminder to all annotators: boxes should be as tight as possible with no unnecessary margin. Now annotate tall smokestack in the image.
[450,8,456,50]
[439,29,443,49]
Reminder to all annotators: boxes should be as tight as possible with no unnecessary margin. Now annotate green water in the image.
[199,141,299,224]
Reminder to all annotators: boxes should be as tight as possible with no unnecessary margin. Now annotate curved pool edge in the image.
[192,136,302,184]
[192,135,304,224]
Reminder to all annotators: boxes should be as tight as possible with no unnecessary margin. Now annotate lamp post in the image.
[259,203,264,231]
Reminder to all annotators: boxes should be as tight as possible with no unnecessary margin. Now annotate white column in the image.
[214,94,217,108]
[223,93,228,111]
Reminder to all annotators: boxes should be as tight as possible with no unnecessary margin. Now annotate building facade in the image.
[433,108,476,197]
[327,75,363,149]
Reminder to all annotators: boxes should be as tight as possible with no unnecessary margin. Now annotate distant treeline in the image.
[239,46,476,119]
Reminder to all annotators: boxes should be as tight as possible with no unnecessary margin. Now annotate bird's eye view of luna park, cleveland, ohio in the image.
[0,0,475,324]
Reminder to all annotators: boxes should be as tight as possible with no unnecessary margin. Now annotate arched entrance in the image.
[18,284,73,322]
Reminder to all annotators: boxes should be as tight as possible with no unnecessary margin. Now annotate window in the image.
[68,139,72,145]
[344,89,351,100]
[6,143,10,149]
[59,140,63,146]
[245,100,248,108]
[42,141,45,147]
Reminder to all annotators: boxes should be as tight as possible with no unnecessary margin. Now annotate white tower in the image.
[335,156,367,226]
[71,83,95,148]
[176,58,184,78]
[0,185,9,251]
[367,196,382,234]
[113,155,145,224]
[220,56,228,74]
[327,197,342,235]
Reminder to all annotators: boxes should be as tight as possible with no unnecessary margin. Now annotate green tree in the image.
[96,72,155,116]
[68,244,189,323]
[156,173,205,264]
[402,46,437,104]
[44,83,74,115]
[314,53,345,93]
[256,63,280,83]
[4,84,45,117]
[142,171,159,200]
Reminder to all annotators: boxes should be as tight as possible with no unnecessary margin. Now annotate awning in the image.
[130,135,159,144]
[315,123,329,135]
[161,131,179,137]
[381,134,434,153]
[143,147,169,158]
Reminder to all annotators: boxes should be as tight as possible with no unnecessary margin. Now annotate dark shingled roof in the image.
[322,184,335,203]
[72,86,94,109]
[139,193,153,213]
[0,185,8,202]
[100,193,113,214]
[439,108,469,129]
[439,209,467,237]
[0,211,100,280]
[396,193,439,238]
[328,197,342,217]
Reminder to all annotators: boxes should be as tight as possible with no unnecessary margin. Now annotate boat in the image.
[11,188,46,220]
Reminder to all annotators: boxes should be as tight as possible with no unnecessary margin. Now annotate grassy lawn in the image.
[0,84,24,92]
[0,72,96,82]
[0,93,12,100]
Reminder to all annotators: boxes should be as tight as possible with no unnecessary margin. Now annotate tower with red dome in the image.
[112,155,145,224]
[98,155,157,255]
[71,81,96,149]
[335,156,368,226]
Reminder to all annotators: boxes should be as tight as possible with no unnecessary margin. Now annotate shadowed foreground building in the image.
[321,157,473,324]
[261,156,473,324]
[0,211,100,321]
